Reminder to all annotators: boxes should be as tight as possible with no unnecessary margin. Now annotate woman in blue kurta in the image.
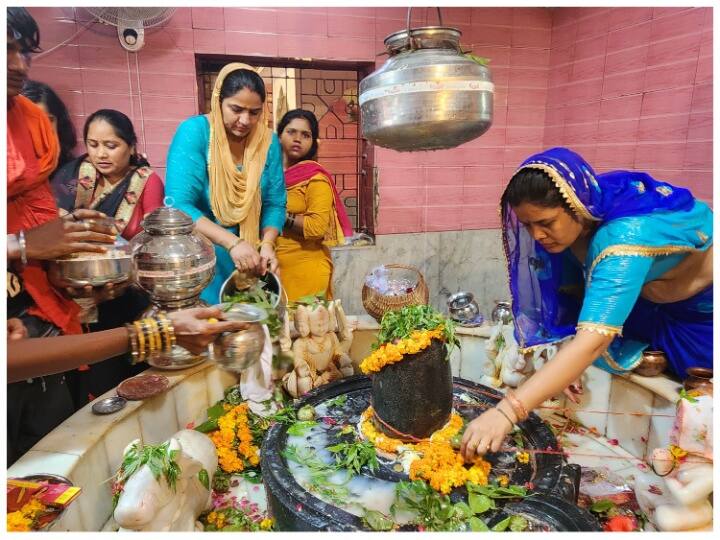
[165,63,286,304]
[461,147,712,460]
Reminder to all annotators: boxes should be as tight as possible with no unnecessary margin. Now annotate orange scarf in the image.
[7,95,81,334]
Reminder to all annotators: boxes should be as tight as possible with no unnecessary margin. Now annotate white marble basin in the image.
[7,315,684,531]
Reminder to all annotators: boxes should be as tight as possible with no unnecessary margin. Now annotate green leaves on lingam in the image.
[374,305,459,352]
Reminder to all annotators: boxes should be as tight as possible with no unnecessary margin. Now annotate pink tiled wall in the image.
[27,7,712,235]
[544,6,713,203]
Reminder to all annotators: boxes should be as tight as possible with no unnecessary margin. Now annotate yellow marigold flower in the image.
[260,518,274,530]
[516,451,530,464]
[7,512,32,532]
[498,474,510,487]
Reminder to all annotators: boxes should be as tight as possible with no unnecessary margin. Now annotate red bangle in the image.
[505,389,529,421]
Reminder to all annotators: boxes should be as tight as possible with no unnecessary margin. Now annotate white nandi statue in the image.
[486,323,558,388]
[113,430,218,532]
[634,393,713,531]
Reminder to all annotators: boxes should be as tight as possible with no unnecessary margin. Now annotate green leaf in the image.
[678,388,699,404]
[287,421,318,436]
[468,493,493,514]
[468,516,489,531]
[590,499,616,513]
[491,515,512,531]
[198,469,210,491]
[509,515,529,532]
[454,502,472,520]
[206,402,227,421]
[194,419,219,433]
[363,509,395,531]
[465,53,490,66]
[328,394,348,408]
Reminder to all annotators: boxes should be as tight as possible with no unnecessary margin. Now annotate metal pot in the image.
[218,269,286,313]
[683,367,713,395]
[47,232,131,291]
[213,303,267,373]
[491,301,513,324]
[447,291,480,323]
[359,8,494,151]
[130,206,215,309]
[634,350,668,377]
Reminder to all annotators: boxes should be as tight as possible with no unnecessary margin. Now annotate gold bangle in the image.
[141,318,157,355]
[256,239,275,251]
[133,320,146,361]
[147,317,161,354]
[126,324,139,364]
[226,237,242,252]
[156,312,175,351]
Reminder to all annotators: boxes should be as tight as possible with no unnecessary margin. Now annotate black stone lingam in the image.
[371,339,453,439]
[261,376,601,532]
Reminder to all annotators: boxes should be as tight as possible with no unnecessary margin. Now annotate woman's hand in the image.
[460,407,514,461]
[24,210,116,260]
[169,306,248,355]
[229,240,261,275]
[258,243,278,275]
[63,281,129,303]
[7,318,28,341]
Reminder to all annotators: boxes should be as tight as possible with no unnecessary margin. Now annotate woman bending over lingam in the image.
[462,147,712,461]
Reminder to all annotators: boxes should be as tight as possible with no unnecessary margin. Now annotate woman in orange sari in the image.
[276,109,353,301]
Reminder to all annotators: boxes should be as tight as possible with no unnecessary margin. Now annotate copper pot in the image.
[634,350,668,377]
[683,367,713,395]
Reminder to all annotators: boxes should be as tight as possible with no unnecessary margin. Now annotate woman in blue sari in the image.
[462,147,712,460]
[165,63,286,304]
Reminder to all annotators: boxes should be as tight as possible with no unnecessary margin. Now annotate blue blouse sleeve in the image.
[259,133,287,232]
[577,255,653,336]
[165,116,208,223]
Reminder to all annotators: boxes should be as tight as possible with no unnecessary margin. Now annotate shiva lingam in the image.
[130,205,215,369]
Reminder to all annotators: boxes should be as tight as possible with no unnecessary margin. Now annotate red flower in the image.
[603,516,636,532]
[607,438,619,446]
[186,421,195,429]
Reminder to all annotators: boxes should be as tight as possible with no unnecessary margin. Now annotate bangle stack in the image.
[504,389,529,422]
[125,313,176,364]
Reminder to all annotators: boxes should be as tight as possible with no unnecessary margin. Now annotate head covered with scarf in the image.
[501,147,698,351]
[208,63,272,244]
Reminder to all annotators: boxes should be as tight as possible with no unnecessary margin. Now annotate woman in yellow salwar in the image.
[276,109,353,302]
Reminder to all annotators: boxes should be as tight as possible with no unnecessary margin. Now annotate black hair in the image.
[219,68,266,103]
[7,7,41,53]
[277,109,320,161]
[501,168,575,220]
[22,80,77,167]
[83,109,150,167]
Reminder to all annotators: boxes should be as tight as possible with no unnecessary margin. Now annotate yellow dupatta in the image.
[208,63,272,243]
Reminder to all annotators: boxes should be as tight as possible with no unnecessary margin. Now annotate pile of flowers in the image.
[360,326,445,374]
[360,406,491,495]
[209,403,260,474]
[200,491,273,532]
[7,498,47,532]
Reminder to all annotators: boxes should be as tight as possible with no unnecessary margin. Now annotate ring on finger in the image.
[84,222,91,231]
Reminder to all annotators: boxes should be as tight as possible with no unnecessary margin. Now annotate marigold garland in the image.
[359,406,491,495]
[360,326,445,374]
[210,403,260,473]
[6,498,47,532]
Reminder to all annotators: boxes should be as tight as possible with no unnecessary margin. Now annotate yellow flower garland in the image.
[6,498,47,532]
[360,406,491,495]
[210,403,260,473]
[360,326,446,374]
